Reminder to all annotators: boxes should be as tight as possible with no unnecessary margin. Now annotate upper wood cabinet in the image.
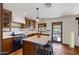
[25,17,30,28]
[30,20,35,29]
[38,23,47,32]
[21,23,26,29]
[25,17,36,29]
[3,9,12,31]
[38,23,47,27]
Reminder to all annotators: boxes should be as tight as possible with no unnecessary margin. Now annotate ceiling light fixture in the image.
[36,8,39,22]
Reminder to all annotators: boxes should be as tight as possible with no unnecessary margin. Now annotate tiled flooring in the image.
[10,42,79,55]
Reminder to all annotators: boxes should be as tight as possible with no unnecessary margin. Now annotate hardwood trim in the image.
[0,3,3,55]
[59,22,62,43]
[76,17,79,36]
[62,43,79,48]
[52,22,63,43]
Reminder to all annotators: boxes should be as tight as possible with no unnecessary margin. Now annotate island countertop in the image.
[23,35,51,45]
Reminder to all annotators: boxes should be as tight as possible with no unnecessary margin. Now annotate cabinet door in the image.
[30,20,35,29]
[23,41,37,55]
[3,38,13,54]
[25,18,30,28]
[25,17,36,29]
[3,9,12,31]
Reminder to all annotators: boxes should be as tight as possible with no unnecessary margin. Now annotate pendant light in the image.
[36,8,39,22]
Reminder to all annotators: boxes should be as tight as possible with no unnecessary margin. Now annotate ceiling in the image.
[3,3,79,20]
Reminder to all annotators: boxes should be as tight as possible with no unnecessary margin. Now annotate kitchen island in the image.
[22,35,51,55]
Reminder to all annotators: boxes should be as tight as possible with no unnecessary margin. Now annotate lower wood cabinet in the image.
[3,37,13,54]
[23,41,37,55]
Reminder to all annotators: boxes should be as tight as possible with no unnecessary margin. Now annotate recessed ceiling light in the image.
[24,12,26,15]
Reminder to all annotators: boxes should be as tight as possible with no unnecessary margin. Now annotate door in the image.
[0,3,3,55]
[52,22,62,43]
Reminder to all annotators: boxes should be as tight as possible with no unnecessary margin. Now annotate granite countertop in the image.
[3,36,14,39]
[23,35,51,45]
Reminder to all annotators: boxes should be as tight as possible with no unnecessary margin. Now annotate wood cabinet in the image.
[25,17,36,29]
[21,23,26,29]
[3,37,13,54]
[30,20,35,29]
[38,23,47,32]
[3,9,12,31]
[0,3,3,54]
[25,18,30,28]
[23,41,37,55]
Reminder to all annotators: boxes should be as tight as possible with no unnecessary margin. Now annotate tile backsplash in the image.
[3,31,12,36]
[3,28,27,36]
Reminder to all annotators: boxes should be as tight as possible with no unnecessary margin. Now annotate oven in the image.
[12,32,25,51]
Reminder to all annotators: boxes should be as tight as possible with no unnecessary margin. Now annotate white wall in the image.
[38,15,79,46]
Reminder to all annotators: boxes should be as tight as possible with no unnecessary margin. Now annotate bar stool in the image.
[37,43,53,55]
[43,44,53,55]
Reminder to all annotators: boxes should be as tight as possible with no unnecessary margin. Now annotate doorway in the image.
[52,22,62,43]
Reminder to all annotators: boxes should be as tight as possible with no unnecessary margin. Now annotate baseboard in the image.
[62,43,79,48]
[62,43,69,46]
[75,45,79,48]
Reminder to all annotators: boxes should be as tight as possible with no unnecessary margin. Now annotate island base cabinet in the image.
[23,41,37,55]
